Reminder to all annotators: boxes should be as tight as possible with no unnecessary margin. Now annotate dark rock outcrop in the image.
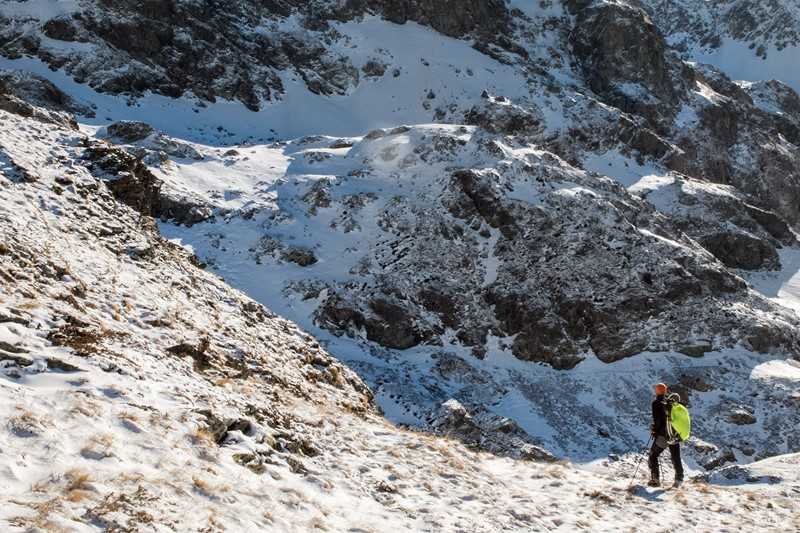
[699,232,780,271]
[291,127,800,368]
[0,0,520,110]
[363,0,510,39]
[0,70,91,129]
[464,96,544,137]
[570,2,683,122]
[318,295,436,350]
[157,195,214,226]
[83,141,163,217]
[106,121,155,143]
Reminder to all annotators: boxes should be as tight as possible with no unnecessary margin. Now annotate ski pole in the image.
[628,435,653,489]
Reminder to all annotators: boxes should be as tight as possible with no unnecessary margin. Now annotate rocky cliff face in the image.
[0,0,517,110]
[639,0,800,54]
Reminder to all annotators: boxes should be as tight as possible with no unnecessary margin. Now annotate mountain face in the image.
[639,0,800,53]
[0,0,513,110]
[2,1,800,528]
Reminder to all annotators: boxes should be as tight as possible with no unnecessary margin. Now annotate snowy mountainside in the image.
[638,0,800,91]
[0,0,519,110]
[0,0,798,461]
[153,122,800,464]
[1,1,800,530]
[3,80,799,533]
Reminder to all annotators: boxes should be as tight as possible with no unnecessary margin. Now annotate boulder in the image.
[106,121,155,143]
[728,407,757,425]
[282,247,318,267]
[317,295,435,350]
[157,195,214,226]
[430,399,482,443]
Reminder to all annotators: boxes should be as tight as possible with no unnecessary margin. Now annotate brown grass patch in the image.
[47,316,126,356]
[81,433,114,459]
[192,475,231,498]
[7,410,48,437]
[17,300,40,311]
[584,489,614,504]
[8,497,66,532]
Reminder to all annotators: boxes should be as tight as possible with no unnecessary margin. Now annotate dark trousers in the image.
[649,437,683,481]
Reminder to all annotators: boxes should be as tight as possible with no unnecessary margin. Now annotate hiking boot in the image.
[672,479,683,488]
[647,478,660,487]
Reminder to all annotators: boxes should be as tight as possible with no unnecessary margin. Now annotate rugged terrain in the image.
[2,0,800,531]
[1,82,799,533]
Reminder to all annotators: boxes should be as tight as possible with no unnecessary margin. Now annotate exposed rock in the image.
[677,341,714,358]
[464,96,544,137]
[282,247,318,267]
[728,407,757,425]
[708,463,782,485]
[106,121,155,143]
[158,195,214,226]
[147,134,203,160]
[364,129,387,140]
[702,449,737,470]
[283,126,800,368]
[429,399,556,461]
[430,398,482,443]
[699,232,780,271]
[0,69,93,118]
[0,70,87,129]
[362,59,387,78]
[83,141,163,218]
[166,338,212,371]
[365,0,511,39]
[317,295,435,350]
[570,1,682,122]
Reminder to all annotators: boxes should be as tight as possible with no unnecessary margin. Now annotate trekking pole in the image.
[627,435,652,489]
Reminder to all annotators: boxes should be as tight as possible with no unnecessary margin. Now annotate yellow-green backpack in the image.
[668,395,691,441]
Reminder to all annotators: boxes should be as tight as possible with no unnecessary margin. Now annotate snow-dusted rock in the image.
[106,120,155,143]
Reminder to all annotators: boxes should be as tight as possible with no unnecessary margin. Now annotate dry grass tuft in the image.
[189,426,217,446]
[693,481,717,495]
[308,515,329,530]
[118,410,139,423]
[7,408,50,437]
[9,497,66,532]
[192,476,231,498]
[64,470,96,503]
[71,397,103,418]
[17,300,40,311]
[81,433,114,459]
[545,466,566,479]
[65,469,93,491]
[585,489,614,504]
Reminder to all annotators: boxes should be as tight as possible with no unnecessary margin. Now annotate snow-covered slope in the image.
[3,88,798,533]
[2,1,800,530]
[639,0,800,91]
[147,122,800,464]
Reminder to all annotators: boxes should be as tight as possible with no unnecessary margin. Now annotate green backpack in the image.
[668,394,691,441]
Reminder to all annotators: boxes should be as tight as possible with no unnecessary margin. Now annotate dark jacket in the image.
[651,395,668,437]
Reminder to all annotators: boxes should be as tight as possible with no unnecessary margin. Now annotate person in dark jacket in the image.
[648,383,684,487]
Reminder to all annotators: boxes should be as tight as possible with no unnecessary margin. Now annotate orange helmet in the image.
[655,383,668,395]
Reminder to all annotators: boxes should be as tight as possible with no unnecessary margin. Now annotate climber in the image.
[648,383,684,488]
